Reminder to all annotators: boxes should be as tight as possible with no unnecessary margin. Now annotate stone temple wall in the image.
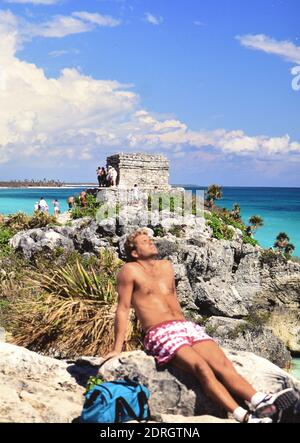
[106,152,170,190]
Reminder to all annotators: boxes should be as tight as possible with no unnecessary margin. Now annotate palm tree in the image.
[284,243,295,258]
[249,215,264,231]
[230,203,241,221]
[274,232,290,252]
[205,184,222,208]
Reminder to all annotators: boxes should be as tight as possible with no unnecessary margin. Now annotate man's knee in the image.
[213,356,235,377]
[193,360,213,382]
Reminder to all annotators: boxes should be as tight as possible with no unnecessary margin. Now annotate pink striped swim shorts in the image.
[143,320,214,366]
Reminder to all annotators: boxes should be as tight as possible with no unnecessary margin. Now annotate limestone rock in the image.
[0,342,85,423]
[205,316,291,368]
[10,228,74,259]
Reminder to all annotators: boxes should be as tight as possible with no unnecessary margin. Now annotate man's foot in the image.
[243,412,273,423]
[254,388,297,419]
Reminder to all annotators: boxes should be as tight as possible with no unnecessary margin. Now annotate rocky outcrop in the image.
[204,316,291,368]
[9,217,111,259]
[250,273,300,354]
[9,202,300,360]
[1,343,299,423]
[0,342,85,422]
[266,308,300,355]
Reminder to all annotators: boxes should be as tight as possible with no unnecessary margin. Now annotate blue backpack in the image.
[80,376,151,423]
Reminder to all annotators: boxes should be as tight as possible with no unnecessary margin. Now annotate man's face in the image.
[132,234,158,259]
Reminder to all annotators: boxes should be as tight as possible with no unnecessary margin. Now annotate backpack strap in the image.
[137,389,151,422]
[83,389,101,409]
[114,397,139,423]
[114,391,151,423]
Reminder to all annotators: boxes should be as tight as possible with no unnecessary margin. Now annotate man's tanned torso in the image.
[123,259,185,333]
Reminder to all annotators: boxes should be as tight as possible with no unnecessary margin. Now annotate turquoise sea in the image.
[0,186,90,216]
[0,184,299,379]
[182,186,300,258]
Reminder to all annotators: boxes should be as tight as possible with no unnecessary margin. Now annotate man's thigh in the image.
[169,344,210,374]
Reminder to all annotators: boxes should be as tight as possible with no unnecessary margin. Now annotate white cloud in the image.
[0,18,299,166]
[28,12,121,38]
[193,21,206,27]
[144,12,163,26]
[29,15,94,38]
[48,48,80,57]
[237,34,300,65]
[48,49,67,57]
[0,9,121,45]
[72,11,120,28]
[4,0,60,4]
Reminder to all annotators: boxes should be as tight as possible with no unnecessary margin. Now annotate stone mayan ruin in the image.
[95,152,186,211]
[106,152,171,191]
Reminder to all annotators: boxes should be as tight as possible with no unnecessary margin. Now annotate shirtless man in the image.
[103,228,296,423]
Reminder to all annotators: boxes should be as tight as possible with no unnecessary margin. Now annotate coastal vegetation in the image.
[249,215,264,232]
[71,193,102,220]
[205,184,222,208]
[274,232,295,259]
[0,179,65,187]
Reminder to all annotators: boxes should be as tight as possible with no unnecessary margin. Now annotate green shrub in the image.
[1,211,58,234]
[205,212,234,240]
[152,224,165,237]
[0,228,13,257]
[242,234,258,246]
[71,194,102,220]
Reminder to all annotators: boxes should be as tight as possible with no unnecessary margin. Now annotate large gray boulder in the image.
[0,342,85,422]
[10,228,75,259]
[9,217,110,258]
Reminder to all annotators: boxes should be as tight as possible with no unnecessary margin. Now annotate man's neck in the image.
[136,257,157,268]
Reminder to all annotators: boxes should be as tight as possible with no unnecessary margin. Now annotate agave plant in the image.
[11,250,143,357]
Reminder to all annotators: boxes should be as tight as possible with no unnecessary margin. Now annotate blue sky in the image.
[0,0,299,185]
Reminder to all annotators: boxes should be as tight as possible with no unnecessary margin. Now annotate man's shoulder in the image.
[118,262,137,276]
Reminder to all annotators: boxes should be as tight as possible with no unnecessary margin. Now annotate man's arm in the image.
[103,264,134,358]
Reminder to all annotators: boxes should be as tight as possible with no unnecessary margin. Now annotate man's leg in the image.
[191,340,297,420]
[170,345,240,413]
[191,340,256,402]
